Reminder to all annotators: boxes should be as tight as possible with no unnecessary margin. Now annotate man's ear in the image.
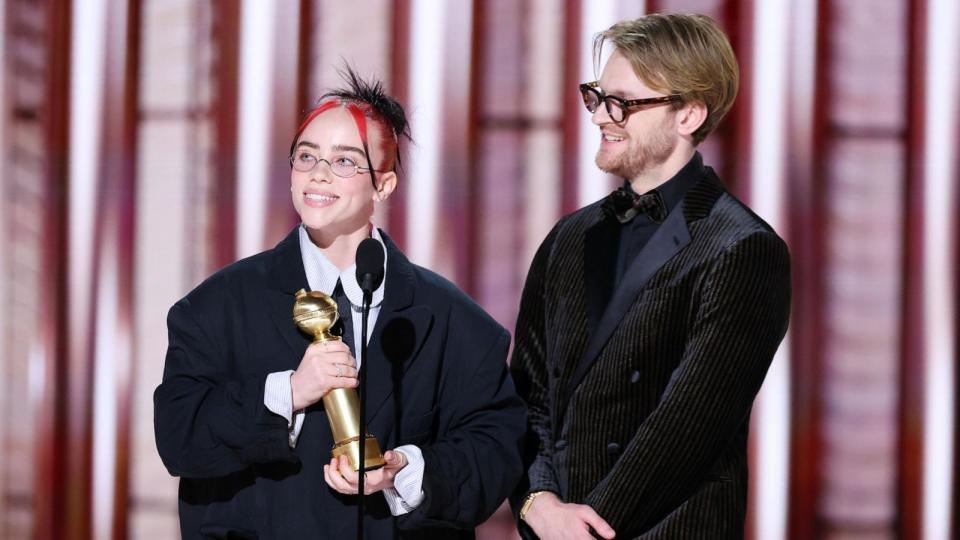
[373,171,397,202]
[676,101,708,137]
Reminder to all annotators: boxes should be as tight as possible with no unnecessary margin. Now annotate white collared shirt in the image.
[298,224,387,363]
[263,225,424,515]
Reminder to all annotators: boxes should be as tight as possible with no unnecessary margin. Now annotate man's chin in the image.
[595,157,624,178]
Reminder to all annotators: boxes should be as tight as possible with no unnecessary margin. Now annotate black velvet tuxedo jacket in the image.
[154,228,526,539]
[511,166,791,538]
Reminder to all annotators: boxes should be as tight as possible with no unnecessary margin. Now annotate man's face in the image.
[290,107,389,239]
[592,50,679,184]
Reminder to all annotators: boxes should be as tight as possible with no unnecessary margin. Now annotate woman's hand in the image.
[323,450,409,495]
[290,340,358,410]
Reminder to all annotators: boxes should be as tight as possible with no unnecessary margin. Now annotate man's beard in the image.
[596,126,677,182]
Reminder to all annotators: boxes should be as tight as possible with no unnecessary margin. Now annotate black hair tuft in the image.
[320,63,412,152]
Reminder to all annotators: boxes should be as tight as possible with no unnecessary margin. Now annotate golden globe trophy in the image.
[292,289,385,471]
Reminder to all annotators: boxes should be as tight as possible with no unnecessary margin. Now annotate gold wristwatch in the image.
[519,491,547,522]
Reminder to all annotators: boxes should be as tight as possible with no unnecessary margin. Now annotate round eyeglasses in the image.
[579,81,683,123]
[289,150,384,178]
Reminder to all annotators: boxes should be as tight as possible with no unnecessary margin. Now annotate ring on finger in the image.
[336,364,343,377]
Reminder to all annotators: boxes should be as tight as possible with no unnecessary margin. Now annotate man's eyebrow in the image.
[601,86,639,99]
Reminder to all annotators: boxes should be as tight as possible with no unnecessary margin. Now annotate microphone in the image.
[354,236,384,540]
[356,238,385,296]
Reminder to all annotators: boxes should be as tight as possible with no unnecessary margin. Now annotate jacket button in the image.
[606,442,621,456]
[555,439,568,451]
[630,370,640,384]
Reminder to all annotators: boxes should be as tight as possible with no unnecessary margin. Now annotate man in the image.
[154,68,525,539]
[511,13,791,539]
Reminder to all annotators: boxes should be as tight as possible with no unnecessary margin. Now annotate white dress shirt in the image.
[263,225,425,515]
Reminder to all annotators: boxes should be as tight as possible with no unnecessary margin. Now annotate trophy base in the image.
[332,435,386,471]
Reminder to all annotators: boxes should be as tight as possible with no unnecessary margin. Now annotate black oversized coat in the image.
[154,228,526,539]
[511,166,791,539]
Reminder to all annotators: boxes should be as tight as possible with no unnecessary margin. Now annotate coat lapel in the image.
[364,231,433,424]
[566,204,691,394]
[566,167,724,396]
[583,217,621,335]
[266,228,313,367]
[564,169,726,398]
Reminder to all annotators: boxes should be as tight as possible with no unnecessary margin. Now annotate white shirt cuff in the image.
[382,445,425,515]
[264,370,305,447]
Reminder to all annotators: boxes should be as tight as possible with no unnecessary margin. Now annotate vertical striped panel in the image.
[262,2,302,250]
[575,0,619,208]
[237,0,302,257]
[305,0,392,97]
[434,3,474,286]
[1,1,72,538]
[472,0,527,329]
[67,0,110,536]
[559,0,580,214]
[819,1,908,537]
[784,1,824,539]
[387,0,411,247]
[237,0,271,257]
[788,0,832,535]
[0,0,8,531]
[919,1,958,538]
[748,1,791,538]
[132,0,220,536]
[35,0,73,532]
[404,0,474,279]
[521,0,565,268]
[209,0,240,272]
[295,0,312,120]
[900,0,927,536]
[405,0,447,268]
[89,1,140,538]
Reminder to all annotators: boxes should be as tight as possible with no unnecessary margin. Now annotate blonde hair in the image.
[595,13,739,145]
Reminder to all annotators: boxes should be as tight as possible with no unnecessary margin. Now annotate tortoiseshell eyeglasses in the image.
[579,81,683,123]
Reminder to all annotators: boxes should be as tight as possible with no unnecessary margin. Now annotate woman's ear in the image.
[373,171,397,202]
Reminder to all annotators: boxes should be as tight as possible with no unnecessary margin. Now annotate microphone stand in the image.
[357,286,372,540]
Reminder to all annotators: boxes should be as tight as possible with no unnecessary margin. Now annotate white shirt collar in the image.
[298,225,387,309]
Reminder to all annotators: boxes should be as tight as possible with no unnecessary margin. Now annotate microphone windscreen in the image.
[356,238,385,292]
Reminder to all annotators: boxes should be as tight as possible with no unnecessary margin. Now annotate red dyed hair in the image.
[289,99,399,172]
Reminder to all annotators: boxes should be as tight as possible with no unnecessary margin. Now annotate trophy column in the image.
[292,288,385,471]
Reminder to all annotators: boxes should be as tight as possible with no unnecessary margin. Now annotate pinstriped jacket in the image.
[511,161,791,539]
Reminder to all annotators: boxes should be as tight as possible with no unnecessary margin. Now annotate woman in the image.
[154,68,526,539]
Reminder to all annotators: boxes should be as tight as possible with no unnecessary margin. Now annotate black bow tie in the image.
[601,186,667,224]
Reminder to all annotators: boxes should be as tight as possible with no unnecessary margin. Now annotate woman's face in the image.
[290,106,396,242]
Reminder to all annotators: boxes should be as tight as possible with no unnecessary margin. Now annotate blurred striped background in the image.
[1,0,957,538]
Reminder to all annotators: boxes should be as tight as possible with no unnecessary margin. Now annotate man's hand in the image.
[323,450,409,495]
[290,340,358,410]
[524,492,616,540]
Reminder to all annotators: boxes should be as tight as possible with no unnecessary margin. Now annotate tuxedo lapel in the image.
[583,217,621,335]
[566,195,692,397]
[365,232,433,425]
[266,228,313,369]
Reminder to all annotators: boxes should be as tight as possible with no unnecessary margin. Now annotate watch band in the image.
[519,490,547,522]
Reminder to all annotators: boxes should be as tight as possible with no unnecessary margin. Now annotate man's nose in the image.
[591,103,613,125]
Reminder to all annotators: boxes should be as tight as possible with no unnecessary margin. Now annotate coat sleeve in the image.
[508,226,562,520]
[585,231,791,533]
[396,328,527,531]
[154,294,296,479]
